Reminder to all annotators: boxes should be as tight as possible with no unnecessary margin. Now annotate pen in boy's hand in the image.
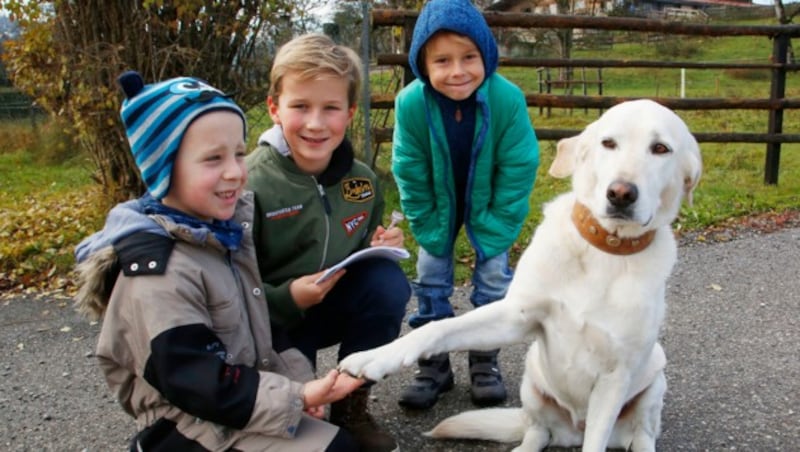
[379,210,404,245]
[387,210,404,230]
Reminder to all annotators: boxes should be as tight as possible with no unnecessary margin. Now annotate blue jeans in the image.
[408,247,513,328]
[287,257,411,364]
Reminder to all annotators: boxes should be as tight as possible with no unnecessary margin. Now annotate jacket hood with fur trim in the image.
[73,198,231,319]
[73,199,165,319]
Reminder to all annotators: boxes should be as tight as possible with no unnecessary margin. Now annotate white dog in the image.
[339,99,702,451]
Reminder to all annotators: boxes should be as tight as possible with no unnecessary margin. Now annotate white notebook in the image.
[315,246,410,284]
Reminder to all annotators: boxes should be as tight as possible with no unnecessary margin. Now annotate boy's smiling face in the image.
[268,72,356,176]
[423,31,485,101]
[163,111,247,222]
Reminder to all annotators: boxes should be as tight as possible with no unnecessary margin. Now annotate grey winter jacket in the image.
[74,192,337,451]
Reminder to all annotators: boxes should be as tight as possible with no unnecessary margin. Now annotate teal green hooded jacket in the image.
[393,0,540,260]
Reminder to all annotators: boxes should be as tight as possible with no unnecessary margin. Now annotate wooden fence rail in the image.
[368,10,800,184]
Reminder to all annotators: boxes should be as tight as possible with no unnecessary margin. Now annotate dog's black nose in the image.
[607,181,638,208]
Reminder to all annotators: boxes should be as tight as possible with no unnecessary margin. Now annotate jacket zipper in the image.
[464,94,490,261]
[314,177,331,270]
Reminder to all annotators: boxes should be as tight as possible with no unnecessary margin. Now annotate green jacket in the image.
[392,73,540,259]
[245,130,385,327]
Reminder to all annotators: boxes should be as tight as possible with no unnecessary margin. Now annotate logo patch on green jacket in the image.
[342,178,374,203]
[343,211,368,236]
[264,204,303,220]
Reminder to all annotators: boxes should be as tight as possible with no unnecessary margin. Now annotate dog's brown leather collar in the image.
[571,202,656,255]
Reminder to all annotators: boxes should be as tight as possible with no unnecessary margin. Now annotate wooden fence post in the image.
[765,33,788,185]
[361,0,372,167]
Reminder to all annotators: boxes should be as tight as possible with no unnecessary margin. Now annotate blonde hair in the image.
[269,34,362,107]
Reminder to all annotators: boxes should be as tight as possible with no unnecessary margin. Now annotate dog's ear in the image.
[680,135,702,206]
[549,135,581,178]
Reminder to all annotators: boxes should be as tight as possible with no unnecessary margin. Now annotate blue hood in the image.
[408,0,498,83]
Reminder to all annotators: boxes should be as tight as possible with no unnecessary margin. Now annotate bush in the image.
[0,119,38,155]
[0,116,77,164]
[30,118,80,165]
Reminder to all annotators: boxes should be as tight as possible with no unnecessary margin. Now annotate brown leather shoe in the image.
[330,387,399,452]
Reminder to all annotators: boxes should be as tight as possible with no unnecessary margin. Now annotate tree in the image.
[291,0,322,34]
[0,14,17,86]
[326,1,363,47]
[1,0,293,202]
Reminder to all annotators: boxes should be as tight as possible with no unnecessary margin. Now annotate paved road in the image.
[1,227,798,451]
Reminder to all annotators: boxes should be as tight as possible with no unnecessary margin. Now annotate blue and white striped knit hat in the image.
[117,71,246,200]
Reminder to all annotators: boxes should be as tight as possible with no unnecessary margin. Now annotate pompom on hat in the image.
[117,71,246,200]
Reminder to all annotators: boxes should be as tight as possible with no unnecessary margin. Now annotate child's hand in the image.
[370,225,404,248]
[304,404,326,419]
[302,370,365,414]
[289,270,345,309]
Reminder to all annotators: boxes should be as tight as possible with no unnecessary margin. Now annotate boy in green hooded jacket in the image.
[392,0,540,410]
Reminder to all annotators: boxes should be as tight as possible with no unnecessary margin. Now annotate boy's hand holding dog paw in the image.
[338,345,409,381]
[302,369,364,417]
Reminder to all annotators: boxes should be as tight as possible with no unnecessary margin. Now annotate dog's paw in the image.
[338,349,400,381]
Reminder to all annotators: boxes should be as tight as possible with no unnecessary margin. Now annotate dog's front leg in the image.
[339,299,536,381]
[582,372,632,452]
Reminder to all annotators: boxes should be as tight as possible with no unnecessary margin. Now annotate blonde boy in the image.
[246,34,410,452]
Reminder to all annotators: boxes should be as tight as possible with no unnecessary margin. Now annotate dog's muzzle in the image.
[605,180,638,219]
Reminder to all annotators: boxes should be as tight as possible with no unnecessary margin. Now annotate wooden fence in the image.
[367,10,800,184]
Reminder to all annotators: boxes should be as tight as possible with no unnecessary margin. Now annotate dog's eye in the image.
[601,139,617,150]
[651,143,671,155]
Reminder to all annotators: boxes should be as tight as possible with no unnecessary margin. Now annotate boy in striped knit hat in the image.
[74,71,364,451]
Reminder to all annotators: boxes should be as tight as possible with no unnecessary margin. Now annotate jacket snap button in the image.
[129,263,139,272]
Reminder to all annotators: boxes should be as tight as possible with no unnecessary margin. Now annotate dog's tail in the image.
[424,408,527,443]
